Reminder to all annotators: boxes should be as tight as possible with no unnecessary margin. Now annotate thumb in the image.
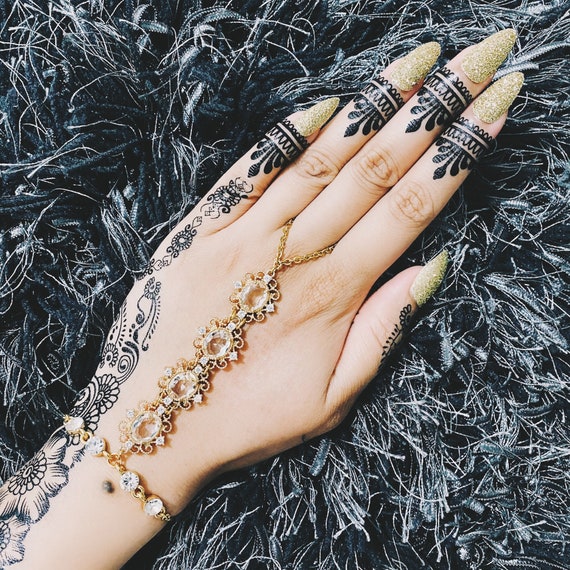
[325,250,449,413]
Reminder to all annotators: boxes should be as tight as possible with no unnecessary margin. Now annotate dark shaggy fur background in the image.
[1,0,570,568]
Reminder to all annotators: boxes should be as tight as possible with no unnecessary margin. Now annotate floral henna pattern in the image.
[0,516,29,567]
[201,178,253,219]
[344,78,404,137]
[381,304,414,362]
[143,215,203,276]
[406,67,472,133]
[248,118,308,177]
[432,117,494,179]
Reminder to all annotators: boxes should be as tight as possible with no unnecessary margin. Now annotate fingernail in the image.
[391,41,441,92]
[410,250,449,307]
[293,97,340,137]
[473,72,524,124]
[461,28,517,83]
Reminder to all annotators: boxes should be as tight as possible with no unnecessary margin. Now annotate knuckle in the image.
[390,180,435,228]
[352,146,400,191]
[295,148,339,185]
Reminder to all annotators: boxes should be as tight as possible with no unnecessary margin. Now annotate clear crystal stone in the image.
[237,310,246,319]
[163,396,173,406]
[263,273,272,283]
[229,351,238,361]
[126,409,135,419]
[194,394,203,404]
[64,416,84,434]
[266,303,275,313]
[194,365,204,374]
[168,371,198,401]
[85,436,105,455]
[238,280,269,313]
[197,326,206,335]
[227,322,236,331]
[234,281,242,288]
[202,328,232,359]
[156,405,166,416]
[120,471,140,491]
[164,367,173,377]
[130,411,162,444]
[199,355,209,366]
[156,436,165,446]
[124,440,133,451]
[144,497,164,516]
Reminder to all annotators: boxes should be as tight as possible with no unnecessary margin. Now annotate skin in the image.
[1,41,513,569]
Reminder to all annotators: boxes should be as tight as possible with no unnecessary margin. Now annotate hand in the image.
[1,28,523,569]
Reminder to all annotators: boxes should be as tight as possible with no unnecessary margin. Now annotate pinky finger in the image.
[195,97,340,232]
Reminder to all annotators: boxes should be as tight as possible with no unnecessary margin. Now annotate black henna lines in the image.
[0,435,68,566]
[344,78,404,137]
[248,118,308,177]
[380,304,413,362]
[200,178,253,219]
[144,216,202,276]
[432,118,494,179]
[406,68,473,133]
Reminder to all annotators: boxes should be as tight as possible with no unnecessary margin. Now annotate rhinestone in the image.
[263,273,272,283]
[229,351,238,361]
[130,411,162,444]
[194,365,204,374]
[237,310,246,319]
[202,328,232,359]
[64,416,84,434]
[163,396,173,406]
[234,281,242,288]
[164,367,173,377]
[144,497,164,516]
[266,303,275,313]
[120,471,139,491]
[156,405,166,416]
[227,322,236,331]
[84,436,105,455]
[238,279,269,313]
[199,356,209,366]
[156,436,165,446]
[124,440,134,451]
[126,409,135,419]
[168,371,198,401]
[197,326,206,335]
[194,394,203,404]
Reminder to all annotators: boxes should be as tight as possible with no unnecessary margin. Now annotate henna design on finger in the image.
[143,215,202,276]
[248,118,308,177]
[432,117,494,180]
[344,78,404,137]
[380,304,413,362]
[406,67,473,133]
[200,178,253,219]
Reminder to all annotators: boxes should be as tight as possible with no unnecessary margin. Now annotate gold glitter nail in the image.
[391,42,441,92]
[293,97,340,137]
[473,72,524,124]
[461,28,517,83]
[410,250,449,307]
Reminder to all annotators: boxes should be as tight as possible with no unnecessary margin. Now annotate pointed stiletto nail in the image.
[391,41,441,91]
[473,72,524,124]
[461,28,517,83]
[410,250,449,307]
[293,97,340,137]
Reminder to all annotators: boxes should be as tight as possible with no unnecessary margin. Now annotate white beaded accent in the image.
[120,471,140,492]
[144,497,164,516]
[64,416,84,434]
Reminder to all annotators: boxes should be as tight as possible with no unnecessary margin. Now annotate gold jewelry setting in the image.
[63,219,334,522]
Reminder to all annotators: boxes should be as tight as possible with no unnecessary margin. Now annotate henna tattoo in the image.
[344,78,404,137]
[200,178,253,219]
[432,117,494,179]
[143,215,202,276]
[0,276,162,565]
[248,118,308,177]
[381,304,413,362]
[406,68,472,133]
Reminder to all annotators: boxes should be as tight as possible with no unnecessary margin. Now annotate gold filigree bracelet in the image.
[64,219,334,521]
